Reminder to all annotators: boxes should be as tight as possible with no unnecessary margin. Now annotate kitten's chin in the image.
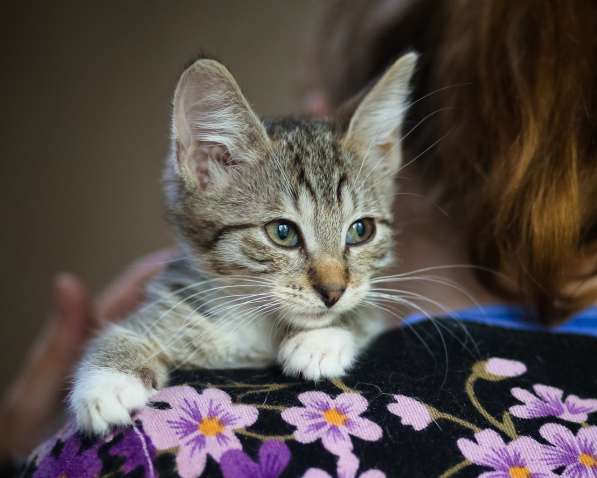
[282,311,339,330]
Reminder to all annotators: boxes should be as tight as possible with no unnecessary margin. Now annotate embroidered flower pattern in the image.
[137,386,258,478]
[108,423,156,476]
[30,422,77,466]
[510,385,597,423]
[33,430,102,478]
[384,359,597,477]
[303,452,385,478]
[24,356,597,478]
[303,468,385,478]
[457,429,556,478]
[484,358,527,379]
[386,395,433,431]
[539,423,597,477]
[220,440,290,478]
[281,391,382,455]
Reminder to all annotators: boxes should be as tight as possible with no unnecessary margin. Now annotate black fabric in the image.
[20,319,597,477]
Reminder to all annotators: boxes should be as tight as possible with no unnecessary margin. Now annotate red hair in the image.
[317,0,597,323]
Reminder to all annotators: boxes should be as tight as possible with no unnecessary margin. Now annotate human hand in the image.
[0,249,175,460]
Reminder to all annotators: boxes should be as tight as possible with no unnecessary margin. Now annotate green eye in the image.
[265,220,301,248]
[346,218,375,245]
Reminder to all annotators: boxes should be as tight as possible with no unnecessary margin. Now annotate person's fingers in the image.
[0,274,93,458]
[51,273,95,347]
[22,274,92,391]
[0,249,175,458]
[96,248,177,324]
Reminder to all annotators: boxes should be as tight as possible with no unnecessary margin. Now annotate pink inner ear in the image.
[189,143,238,189]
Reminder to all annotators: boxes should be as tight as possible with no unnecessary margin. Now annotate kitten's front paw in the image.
[70,369,154,435]
[278,327,356,381]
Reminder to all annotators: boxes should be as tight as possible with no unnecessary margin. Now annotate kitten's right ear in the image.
[172,59,269,189]
[343,52,418,175]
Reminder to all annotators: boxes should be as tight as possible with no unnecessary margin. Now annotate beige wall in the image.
[0,1,327,391]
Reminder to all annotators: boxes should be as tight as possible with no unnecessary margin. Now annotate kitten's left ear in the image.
[172,58,270,190]
[343,52,418,174]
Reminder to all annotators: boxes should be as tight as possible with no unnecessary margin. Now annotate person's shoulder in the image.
[22,322,597,477]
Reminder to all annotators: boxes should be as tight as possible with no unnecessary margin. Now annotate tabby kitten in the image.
[70,53,418,434]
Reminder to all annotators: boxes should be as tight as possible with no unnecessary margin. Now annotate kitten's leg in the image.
[69,324,169,435]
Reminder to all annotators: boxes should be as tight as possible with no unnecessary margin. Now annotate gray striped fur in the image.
[70,53,418,434]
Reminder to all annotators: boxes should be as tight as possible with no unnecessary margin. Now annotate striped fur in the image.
[70,53,418,434]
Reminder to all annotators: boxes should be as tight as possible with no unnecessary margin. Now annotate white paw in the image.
[70,368,154,435]
[278,327,356,381]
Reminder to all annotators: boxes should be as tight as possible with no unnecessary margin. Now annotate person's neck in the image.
[383,174,508,320]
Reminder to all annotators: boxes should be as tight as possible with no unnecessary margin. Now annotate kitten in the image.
[70,52,418,434]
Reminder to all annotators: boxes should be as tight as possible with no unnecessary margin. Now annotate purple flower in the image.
[33,431,102,478]
[484,358,527,378]
[539,423,597,477]
[281,391,382,456]
[387,395,433,431]
[303,452,385,478]
[510,385,597,423]
[137,386,258,478]
[30,422,77,465]
[457,429,557,478]
[220,440,290,478]
[108,423,156,476]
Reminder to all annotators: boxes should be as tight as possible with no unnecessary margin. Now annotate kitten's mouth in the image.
[285,309,340,329]
[297,310,327,318]
[316,310,328,316]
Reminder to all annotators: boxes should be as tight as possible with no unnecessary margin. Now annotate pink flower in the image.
[457,429,557,478]
[510,385,597,423]
[303,452,385,478]
[387,395,433,431]
[484,358,527,378]
[137,386,258,478]
[539,423,597,477]
[281,391,382,456]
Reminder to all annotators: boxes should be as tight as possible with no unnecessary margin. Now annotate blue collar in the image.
[403,304,597,337]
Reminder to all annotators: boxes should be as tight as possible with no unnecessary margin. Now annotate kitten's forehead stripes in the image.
[297,166,317,203]
[336,174,348,203]
[262,119,396,258]
[173,112,401,281]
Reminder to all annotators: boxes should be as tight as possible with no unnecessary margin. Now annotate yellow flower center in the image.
[508,466,530,478]
[198,416,224,436]
[323,408,347,427]
[579,453,597,467]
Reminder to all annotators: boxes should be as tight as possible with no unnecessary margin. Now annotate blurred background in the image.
[0,1,327,392]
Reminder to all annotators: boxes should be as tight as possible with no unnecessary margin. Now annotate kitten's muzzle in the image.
[309,256,348,308]
[313,283,345,308]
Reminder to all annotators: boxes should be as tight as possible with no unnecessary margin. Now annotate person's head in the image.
[315,0,597,323]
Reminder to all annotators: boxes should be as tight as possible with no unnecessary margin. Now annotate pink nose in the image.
[314,284,345,308]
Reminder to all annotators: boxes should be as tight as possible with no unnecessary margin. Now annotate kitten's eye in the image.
[346,218,375,246]
[265,220,301,248]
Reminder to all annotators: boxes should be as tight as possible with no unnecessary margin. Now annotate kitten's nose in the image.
[310,256,348,308]
[314,284,346,308]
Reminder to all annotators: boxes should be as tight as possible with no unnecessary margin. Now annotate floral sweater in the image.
[20,305,597,478]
